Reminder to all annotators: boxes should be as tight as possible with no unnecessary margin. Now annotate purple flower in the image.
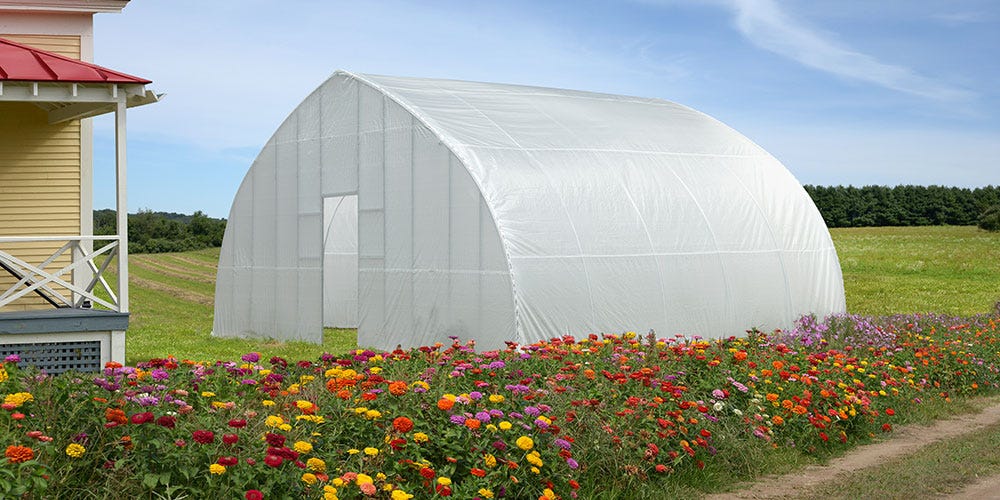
[524,406,541,417]
[566,458,579,469]
[450,414,467,425]
[553,438,571,450]
[4,354,20,363]
[150,369,169,381]
[475,411,492,423]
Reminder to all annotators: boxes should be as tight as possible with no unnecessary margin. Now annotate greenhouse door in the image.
[322,195,358,328]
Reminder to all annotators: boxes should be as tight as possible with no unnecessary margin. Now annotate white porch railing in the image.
[0,235,122,312]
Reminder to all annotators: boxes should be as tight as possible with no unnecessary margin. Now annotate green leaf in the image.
[143,473,160,489]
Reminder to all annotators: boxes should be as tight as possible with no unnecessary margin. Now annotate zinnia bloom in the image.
[209,463,226,475]
[245,490,264,500]
[293,441,313,454]
[192,430,215,444]
[301,473,318,485]
[392,416,414,433]
[515,436,534,451]
[65,443,86,458]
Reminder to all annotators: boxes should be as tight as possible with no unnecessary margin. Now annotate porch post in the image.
[115,99,129,313]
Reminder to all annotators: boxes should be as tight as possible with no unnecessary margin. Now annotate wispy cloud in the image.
[931,10,989,27]
[723,0,974,102]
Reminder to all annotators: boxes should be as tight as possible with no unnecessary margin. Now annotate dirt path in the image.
[706,397,1000,499]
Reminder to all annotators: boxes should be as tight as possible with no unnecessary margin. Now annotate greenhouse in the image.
[213,71,845,350]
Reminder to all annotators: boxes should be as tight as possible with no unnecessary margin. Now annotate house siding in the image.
[0,34,82,311]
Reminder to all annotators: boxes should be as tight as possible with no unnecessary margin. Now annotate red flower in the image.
[156,415,177,428]
[471,468,486,477]
[419,467,435,479]
[265,433,286,447]
[223,433,240,445]
[218,456,239,466]
[882,423,892,433]
[264,454,283,467]
[4,445,33,463]
[885,408,895,416]
[192,430,215,444]
[435,485,452,497]
[393,416,414,433]
[700,429,712,438]
[245,490,264,500]
[130,412,154,425]
[228,419,247,428]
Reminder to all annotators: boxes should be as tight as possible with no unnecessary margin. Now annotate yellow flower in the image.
[200,391,215,398]
[333,478,346,486]
[265,415,284,427]
[0,365,8,384]
[411,381,430,391]
[4,392,33,407]
[479,488,495,499]
[324,485,339,500]
[262,400,276,407]
[301,472,318,485]
[259,369,272,376]
[307,457,327,472]
[65,443,85,458]
[296,400,314,410]
[392,490,414,500]
[515,436,534,451]
[365,409,382,420]
[369,366,382,374]
[356,473,374,485]
[209,463,226,475]
[489,394,505,403]
[279,423,292,431]
[413,432,429,443]
[296,415,326,424]
[364,447,379,456]
[211,401,228,409]
[376,473,387,481]
[347,448,361,455]
[486,424,498,433]
[437,477,452,486]
[499,421,512,431]
[300,375,315,384]
[526,450,543,467]
[531,466,541,474]
[483,453,498,467]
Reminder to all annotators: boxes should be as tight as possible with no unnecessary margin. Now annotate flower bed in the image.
[1,313,999,498]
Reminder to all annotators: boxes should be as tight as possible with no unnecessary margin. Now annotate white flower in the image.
[713,401,725,411]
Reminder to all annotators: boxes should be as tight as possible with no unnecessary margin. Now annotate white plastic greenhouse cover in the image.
[213,71,846,349]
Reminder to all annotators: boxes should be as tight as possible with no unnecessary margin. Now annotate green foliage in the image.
[980,204,1000,232]
[94,209,227,254]
[803,184,1000,228]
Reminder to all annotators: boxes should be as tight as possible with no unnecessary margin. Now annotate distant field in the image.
[119,247,354,364]
[830,226,1000,316]
[119,226,1000,363]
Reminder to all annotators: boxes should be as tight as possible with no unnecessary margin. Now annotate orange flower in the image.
[393,416,414,433]
[437,398,454,411]
[791,405,808,415]
[771,415,784,425]
[4,445,33,463]
[105,408,127,425]
[388,381,408,396]
[465,418,481,430]
[781,399,794,410]
[470,468,486,477]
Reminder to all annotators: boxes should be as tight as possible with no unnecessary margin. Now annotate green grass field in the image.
[119,225,1000,364]
[831,226,1000,316]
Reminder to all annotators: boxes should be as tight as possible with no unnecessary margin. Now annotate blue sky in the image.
[91,0,1000,218]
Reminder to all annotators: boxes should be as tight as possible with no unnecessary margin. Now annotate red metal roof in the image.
[0,37,151,84]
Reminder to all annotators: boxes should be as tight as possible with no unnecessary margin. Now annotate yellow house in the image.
[0,0,158,371]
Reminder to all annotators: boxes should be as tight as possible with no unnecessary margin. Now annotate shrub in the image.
[979,204,1000,231]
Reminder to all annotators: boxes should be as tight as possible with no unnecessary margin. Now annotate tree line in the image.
[94,209,227,254]
[803,185,1000,230]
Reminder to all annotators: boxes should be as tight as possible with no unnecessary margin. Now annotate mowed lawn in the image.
[831,226,1000,316]
[120,225,1000,363]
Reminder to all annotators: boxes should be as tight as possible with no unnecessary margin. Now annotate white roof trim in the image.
[0,0,128,13]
